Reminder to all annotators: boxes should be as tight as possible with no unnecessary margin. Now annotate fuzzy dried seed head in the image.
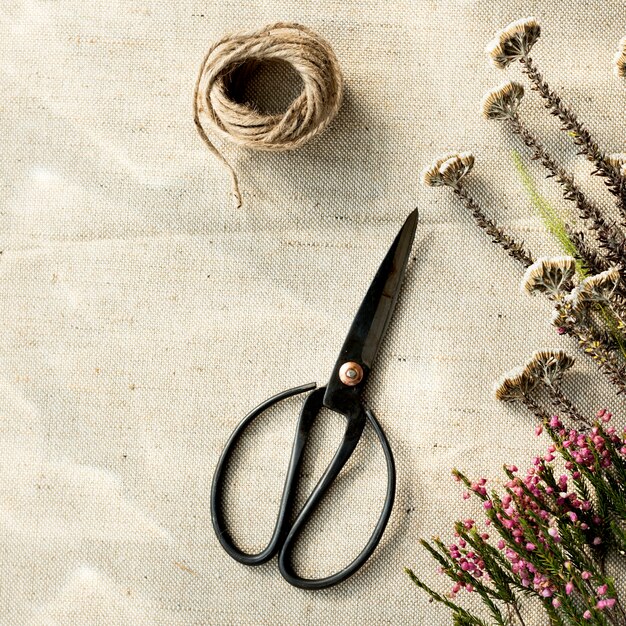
[422,152,474,189]
[521,256,577,296]
[486,17,541,69]
[439,152,475,188]
[605,153,626,169]
[567,268,621,312]
[524,350,575,385]
[481,81,525,120]
[494,366,537,402]
[614,36,626,77]
[421,153,457,187]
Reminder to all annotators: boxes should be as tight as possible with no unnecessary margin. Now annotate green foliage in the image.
[511,150,579,260]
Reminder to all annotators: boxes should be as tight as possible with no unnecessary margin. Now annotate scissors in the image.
[211,209,418,589]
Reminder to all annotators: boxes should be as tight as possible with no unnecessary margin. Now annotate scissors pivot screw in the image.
[339,362,364,386]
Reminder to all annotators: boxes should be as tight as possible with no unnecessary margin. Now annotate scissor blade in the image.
[324,209,418,412]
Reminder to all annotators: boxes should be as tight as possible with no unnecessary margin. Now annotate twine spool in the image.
[193,22,343,207]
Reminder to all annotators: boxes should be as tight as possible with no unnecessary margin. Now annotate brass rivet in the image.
[339,361,363,386]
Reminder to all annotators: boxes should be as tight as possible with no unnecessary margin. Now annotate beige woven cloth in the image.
[1,1,625,624]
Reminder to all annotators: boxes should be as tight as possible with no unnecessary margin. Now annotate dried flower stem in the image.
[509,113,626,266]
[454,182,535,267]
[544,383,591,426]
[564,320,626,394]
[566,228,610,276]
[520,55,626,217]
[520,393,550,422]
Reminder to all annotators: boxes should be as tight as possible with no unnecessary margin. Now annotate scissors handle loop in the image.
[278,405,396,589]
[211,382,316,566]
[211,386,396,589]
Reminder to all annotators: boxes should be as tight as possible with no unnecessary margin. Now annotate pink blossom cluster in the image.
[444,409,623,613]
[504,547,556,598]
[551,410,625,474]
[446,519,492,597]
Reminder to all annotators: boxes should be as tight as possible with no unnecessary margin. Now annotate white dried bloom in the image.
[439,152,475,188]
[605,153,626,169]
[421,153,457,187]
[494,366,537,402]
[524,350,575,385]
[521,256,577,296]
[422,152,474,189]
[567,268,620,312]
[486,17,541,69]
[614,36,626,77]
[481,81,525,120]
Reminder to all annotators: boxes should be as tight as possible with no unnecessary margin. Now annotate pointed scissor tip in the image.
[407,207,419,225]
[400,208,419,244]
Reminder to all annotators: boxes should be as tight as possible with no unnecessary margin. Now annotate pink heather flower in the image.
[606,598,616,608]
[596,408,606,419]
[556,326,566,334]
[452,472,461,482]
[497,539,505,550]
[535,424,543,436]
[525,542,536,551]
[593,537,602,545]
[597,599,607,610]
[483,500,493,510]
[597,584,608,595]
[582,571,591,580]
[552,598,561,608]
[462,491,470,500]
[565,581,574,595]
[583,610,592,620]
[549,415,560,428]
[568,511,578,522]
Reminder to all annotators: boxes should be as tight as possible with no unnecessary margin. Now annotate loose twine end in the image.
[193,22,343,208]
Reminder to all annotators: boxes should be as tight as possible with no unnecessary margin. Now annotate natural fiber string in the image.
[193,22,343,208]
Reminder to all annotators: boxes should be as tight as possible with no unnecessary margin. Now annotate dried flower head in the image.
[521,257,577,296]
[486,17,541,69]
[422,152,474,189]
[421,153,457,187]
[614,36,626,77]
[481,81,525,120]
[567,268,620,312]
[524,350,575,385]
[605,153,626,169]
[439,152,475,188]
[494,365,538,401]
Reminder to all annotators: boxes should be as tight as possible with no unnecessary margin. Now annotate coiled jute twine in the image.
[193,22,343,207]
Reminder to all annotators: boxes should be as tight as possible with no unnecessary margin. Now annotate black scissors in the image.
[211,209,418,589]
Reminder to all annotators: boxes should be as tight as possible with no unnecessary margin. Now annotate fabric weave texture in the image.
[1,1,625,623]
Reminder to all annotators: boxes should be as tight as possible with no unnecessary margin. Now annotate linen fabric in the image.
[1,1,625,623]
